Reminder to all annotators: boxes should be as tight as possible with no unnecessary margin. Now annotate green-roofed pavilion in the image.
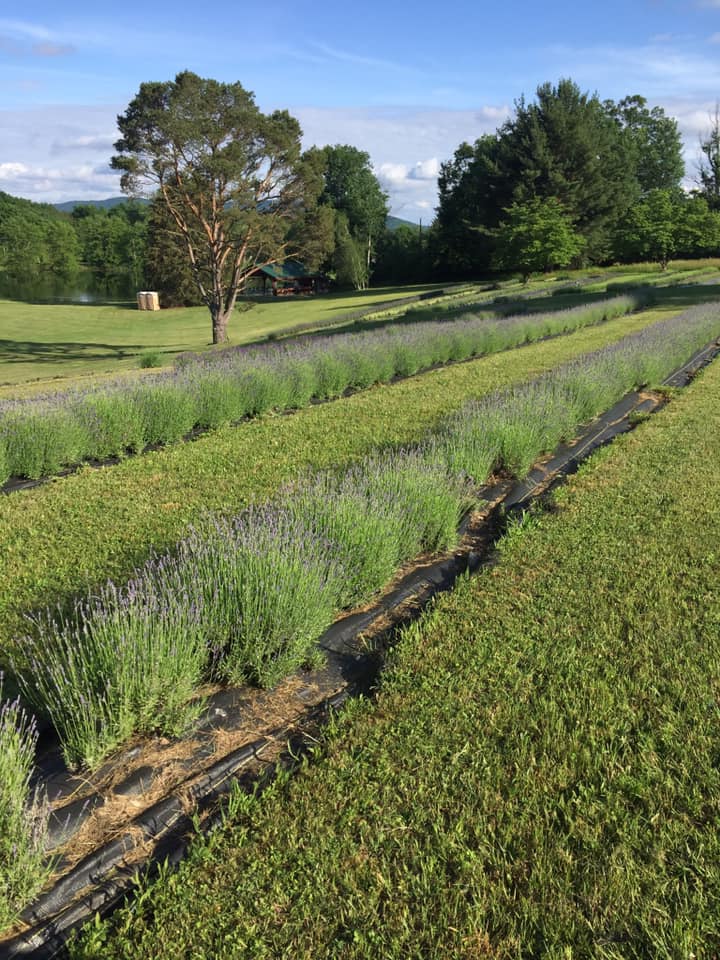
[251,259,328,296]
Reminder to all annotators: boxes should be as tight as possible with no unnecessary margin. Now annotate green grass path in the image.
[0,303,696,655]
[72,333,720,959]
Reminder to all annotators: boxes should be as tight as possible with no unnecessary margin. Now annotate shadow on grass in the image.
[0,340,153,365]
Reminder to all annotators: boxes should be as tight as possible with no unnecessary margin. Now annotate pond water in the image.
[0,271,137,305]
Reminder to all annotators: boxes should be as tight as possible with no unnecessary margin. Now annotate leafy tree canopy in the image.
[697,104,720,212]
[605,95,684,195]
[312,144,389,288]
[112,70,320,342]
[493,197,585,281]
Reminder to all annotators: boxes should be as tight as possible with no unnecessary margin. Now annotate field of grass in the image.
[0,298,695,661]
[0,284,449,391]
[70,337,720,959]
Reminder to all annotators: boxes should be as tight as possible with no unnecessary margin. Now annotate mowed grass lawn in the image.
[0,283,449,391]
[0,300,691,660]
[71,337,720,959]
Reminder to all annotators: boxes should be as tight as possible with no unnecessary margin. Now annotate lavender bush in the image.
[20,575,208,769]
[0,294,643,482]
[0,436,8,485]
[0,676,51,932]
[184,508,342,687]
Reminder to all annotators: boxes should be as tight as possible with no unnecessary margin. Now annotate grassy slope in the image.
[72,340,720,959]
[0,303,684,657]
[0,284,448,390]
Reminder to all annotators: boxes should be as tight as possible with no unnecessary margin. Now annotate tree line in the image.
[2,72,719,342]
[433,79,720,279]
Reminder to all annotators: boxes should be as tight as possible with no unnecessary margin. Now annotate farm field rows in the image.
[0,295,701,660]
[1,262,717,400]
[16,299,720,769]
[69,338,720,959]
[0,294,643,484]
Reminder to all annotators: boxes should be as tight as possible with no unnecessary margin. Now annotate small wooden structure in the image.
[250,260,328,297]
[137,291,160,310]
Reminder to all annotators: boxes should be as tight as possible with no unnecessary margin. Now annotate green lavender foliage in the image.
[0,677,51,933]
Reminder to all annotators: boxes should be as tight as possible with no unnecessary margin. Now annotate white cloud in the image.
[0,19,52,41]
[409,158,440,180]
[51,134,117,154]
[0,162,30,178]
[378,162,409,184]
[7,88,718,220]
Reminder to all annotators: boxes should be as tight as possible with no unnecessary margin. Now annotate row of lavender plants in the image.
[0,676,51,932]
[0,294,644,484]
[11,300,720,775]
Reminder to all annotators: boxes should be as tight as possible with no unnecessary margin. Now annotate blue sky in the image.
[1,0,719,219]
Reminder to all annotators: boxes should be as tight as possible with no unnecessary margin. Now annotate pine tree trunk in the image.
[212,307,230,344]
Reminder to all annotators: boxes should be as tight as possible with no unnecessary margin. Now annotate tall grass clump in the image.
[0,677,51,932]
[0,294,644,483]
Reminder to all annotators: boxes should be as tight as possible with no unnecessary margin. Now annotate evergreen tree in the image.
[606,95,684,194]
[435,78,641,274]
[113,71,320,342]
[500,79,636,260]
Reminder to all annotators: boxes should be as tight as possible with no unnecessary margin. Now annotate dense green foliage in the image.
[697,105,720,212]
[434,78,703,278]
[614,189,720,267]
[493,197,585,280]
[606,94,685,194]
[70,341,720,959]
[71,202,148,289]
[299,144,390,289]
[0,192,81,282]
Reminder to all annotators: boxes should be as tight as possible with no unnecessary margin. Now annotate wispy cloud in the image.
[305,40,418,74]
[544,41,720,99]
[0,19,76,58]
[0,19,52,41]
[32,42,75,57]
